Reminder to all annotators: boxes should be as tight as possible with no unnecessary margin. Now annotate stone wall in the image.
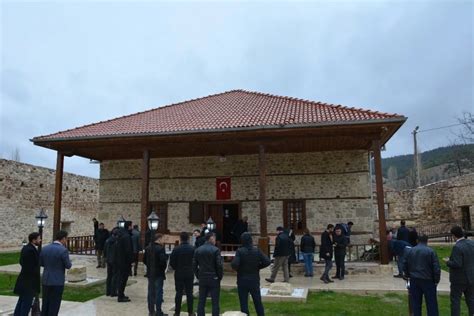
[383,173,474,231]
[0,159,99,247]
[98,150,374,243]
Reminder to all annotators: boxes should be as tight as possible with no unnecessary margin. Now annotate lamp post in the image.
[147,211,160,299]
[206,216,215,232]
[117,215,126,229]
[35,209,48,252]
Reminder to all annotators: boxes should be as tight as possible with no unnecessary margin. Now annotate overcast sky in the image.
[1,0,472,178]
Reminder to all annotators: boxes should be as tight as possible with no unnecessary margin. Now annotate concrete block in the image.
[67,265,87,282]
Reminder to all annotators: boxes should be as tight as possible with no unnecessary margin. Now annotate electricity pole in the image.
[412,126,421,187]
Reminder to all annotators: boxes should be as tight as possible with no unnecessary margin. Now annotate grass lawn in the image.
[431,245,453,271]
[187,289,469,316]
[0,273,105,302]
[0,252,20,266]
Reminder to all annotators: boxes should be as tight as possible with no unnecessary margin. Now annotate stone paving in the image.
[0,254,451,316]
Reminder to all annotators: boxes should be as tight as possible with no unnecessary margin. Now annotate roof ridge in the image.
[32,89,243,140]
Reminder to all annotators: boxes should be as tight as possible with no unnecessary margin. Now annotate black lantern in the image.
[117,215,126,229]
[147,211,160,231]
[35,209,48,228]
[206,217,215,231]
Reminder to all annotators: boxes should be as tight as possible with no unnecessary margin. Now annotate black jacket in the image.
[95,228,110,250]
[402,243,441,284]
[273,232,290,257]
[231,233,271,281]
[231,220,248,239]
[300,233,316,253]
[447,238,474,285]
[115,228,133,270]
[320,231,333,260]
[170,241,195,278]
[14,243,40,295]
[397,226,410,243]
[104,234,117,265]
[408,230,418,247]
[195,236,205,248]
[143,243,168,280]
[193,242,223,280]
[333,234,349,253]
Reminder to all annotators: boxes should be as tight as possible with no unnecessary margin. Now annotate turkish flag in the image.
[216,177,231,200]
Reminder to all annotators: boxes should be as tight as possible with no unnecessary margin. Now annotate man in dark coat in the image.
[231,232,270,316]
[170,232,195,316]
[408,227,419,247]
[287,229,297,278]
[115,221,133,302]
[104,227,118,297]
[320,224,334,283]
[333,226,349,280]
[14,232,41,316]
[131,225,142,276]
[95,223,109,268]
[397,220,410,243]
[193,232,223,316]
[265,226,290,283]
[390,239,412,277]
[143,233,168,316]
[403,235,440,316]
[445,226,474,316]
[40,230,72,316]
[300,229,316,277]
[231,216,248,243]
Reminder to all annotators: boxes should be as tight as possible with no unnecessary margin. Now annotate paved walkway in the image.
[0,255,451,315]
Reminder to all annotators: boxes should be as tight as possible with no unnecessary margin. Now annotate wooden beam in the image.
[140,150,150,247]
[258,144,270,256]
[53,152,64,238]
[372,140,389,264]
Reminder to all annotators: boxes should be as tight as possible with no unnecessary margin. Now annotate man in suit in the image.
[40,230,72,316]
[403,234,441,316]
[104,227,118,297]
[170,232,195,316]
[445,226,474,316]
[320,224,334,284]
[265,226,290,283]
[193,232,223,316]
[14,232,41,316]
[115,221,133,302]
[94,222,109,268]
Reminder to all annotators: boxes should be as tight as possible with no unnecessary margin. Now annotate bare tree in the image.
[11,148,20,162]
[457,111,474,144]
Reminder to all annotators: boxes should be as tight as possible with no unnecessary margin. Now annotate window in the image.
[189,202,205,224]
[149,202,168,233]
[283,200,306,234]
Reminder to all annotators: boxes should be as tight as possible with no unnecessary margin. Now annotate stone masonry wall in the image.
[99,150,373,243]
[383,173,474,230]
[0,159,99,247]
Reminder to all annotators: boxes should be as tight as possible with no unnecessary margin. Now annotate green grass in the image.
[0,252,20,266]
[431,245,453,271]
[186,289,469,316]
[0,273,105,302]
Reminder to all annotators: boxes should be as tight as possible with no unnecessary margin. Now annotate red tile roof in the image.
[33,89,405,141]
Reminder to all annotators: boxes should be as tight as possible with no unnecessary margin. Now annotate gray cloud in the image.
[1,0,472,178]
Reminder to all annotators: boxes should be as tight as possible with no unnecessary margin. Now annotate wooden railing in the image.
[418,222,457,241]
[67,235,378,262]
[67,235,95,255]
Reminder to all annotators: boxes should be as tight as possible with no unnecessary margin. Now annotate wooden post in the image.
[258,144,270,256]
[140,150,150,247]
[53,152,64,238]
[372,140,389,264]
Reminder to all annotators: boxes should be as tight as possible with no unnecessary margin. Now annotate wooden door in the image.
[206,204,224,242]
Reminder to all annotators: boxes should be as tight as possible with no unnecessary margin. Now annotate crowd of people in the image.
[11,217,474,316]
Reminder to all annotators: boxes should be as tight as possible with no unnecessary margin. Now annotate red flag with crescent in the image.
[216,177,231,200]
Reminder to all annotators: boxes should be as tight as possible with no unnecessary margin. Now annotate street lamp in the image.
[117,215,126,229]
[206,217,215,232]
[147,211,160,232]
[35,209,48,252]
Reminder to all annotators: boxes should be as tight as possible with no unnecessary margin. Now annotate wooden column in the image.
[53,152,64,238]
[140,150,150,247]
[258,144,270,256]
[372,140,389,264]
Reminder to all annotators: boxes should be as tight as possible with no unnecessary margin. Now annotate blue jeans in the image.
[410,278,438,316]
[147,277,164,314]
[237,277,264,316]
[302,253,314,276]
[14,293,34,316]
[397,251,406,275]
